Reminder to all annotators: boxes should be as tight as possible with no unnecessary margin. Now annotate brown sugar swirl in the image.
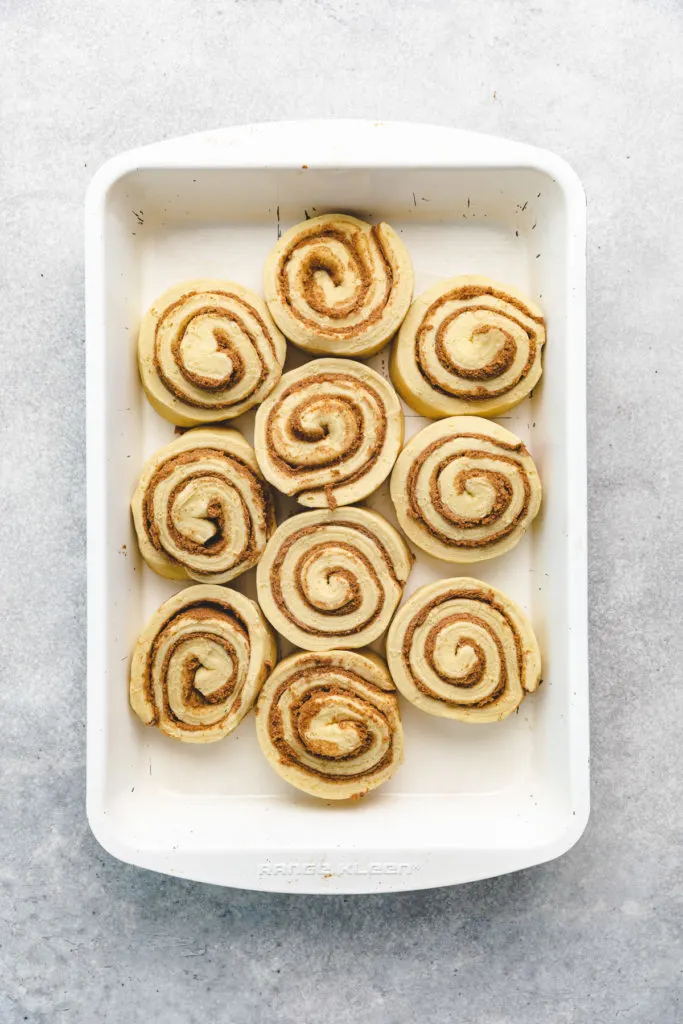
[390,417,541,563]
[131,428,275,584]
[256,507,413,651]
[263,214,414,357]
[130,586,276,743]
[254,359,404,509]
[255,649,404,798]
[390,275,546,418]
[386,578,542,723]
[137,279,286,426]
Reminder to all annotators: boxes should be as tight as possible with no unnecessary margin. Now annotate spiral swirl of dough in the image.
[263,214,414,357]
[386,578,541,723]
[138,279,286,425]
[255,649,403,799]
[131,428,275,584]
[390,416,541,563]
[391,275,546,418]
[254,358,404,509]
[130,586,277,743]
[256,507,413,651]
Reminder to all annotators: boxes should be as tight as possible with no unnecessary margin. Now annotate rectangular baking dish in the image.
[86,120,588,894]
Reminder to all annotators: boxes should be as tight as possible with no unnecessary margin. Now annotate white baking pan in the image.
[86,120,588,893]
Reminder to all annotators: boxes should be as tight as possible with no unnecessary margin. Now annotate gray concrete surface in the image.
[1,0,682,1020]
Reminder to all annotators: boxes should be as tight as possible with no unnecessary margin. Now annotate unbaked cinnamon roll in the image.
[138,279,286,425]
[263,213,414,357]
[256,507,413,651]
[255,649,403,799]
[254,358,404,508]
[131,428,275,584]
[386,578,541,723]
[391,275,545,417]
[130,585,277,742]
[390,416,541,562]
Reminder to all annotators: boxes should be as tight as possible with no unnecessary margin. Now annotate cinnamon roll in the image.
[263,213,414,357]
[390,416,541,562]
[130,585,277,742]
[256,507,413,651]
[255,649,403,799]
[138,279,286,425]
[131,428,275,584]
[254,358,404,508]
[386,578,541,723]
[391,275,546,417]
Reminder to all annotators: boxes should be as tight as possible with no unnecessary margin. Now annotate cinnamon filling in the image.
[142,448,273,573]
[435,317,517,382]
[264,372,388,501]
[154,290,279,409]
[277,223,396,337]
[430,466,513,528]
[414,287,543,399]
[296,544,363,617]
[299,244,368,319]
[269,523,400,637]
[266,664,398,781]
[146,601,250,730]
[400,588,526,708]
[405,433,531,548]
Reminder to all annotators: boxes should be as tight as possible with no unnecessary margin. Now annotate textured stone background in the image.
[1,0,681,1020]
